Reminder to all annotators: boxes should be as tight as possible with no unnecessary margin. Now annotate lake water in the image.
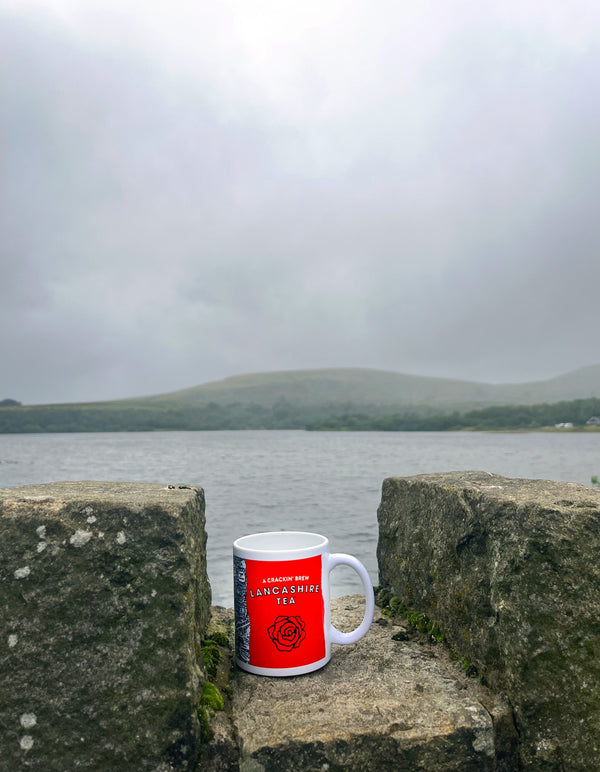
[1,430,599,605]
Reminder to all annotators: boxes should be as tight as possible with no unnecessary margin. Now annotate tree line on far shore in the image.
[1,396,600,433]
[305,398,600,431]
[0,398,350,433]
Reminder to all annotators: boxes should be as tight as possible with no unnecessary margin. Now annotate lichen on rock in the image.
[0,481,211,771]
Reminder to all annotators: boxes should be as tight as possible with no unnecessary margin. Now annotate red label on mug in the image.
[241,555,325,669]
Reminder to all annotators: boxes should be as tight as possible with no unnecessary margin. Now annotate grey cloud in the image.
[1,3,600,402]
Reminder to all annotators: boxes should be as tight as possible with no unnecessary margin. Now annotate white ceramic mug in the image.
[233,531,374,676]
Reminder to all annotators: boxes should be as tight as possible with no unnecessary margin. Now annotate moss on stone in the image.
[197,705,212,744]
[201,681,224,711]
[207,630,230,647]
[200,640,221,677]
[375,586,444,643]
[197,681,225,747]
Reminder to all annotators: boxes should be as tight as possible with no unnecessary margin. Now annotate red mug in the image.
[233,531,374,676]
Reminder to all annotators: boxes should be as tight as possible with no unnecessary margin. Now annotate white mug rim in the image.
[233,530,328,558]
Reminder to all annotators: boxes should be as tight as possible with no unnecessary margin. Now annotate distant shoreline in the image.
[2,394,600,434]
[306,425,600,434]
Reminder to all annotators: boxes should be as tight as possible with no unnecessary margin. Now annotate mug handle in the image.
[327,553,375,645]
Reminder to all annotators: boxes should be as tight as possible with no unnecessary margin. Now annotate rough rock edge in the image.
[200,599,518,771]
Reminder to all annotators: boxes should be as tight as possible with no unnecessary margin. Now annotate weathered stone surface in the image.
[225,596,516,771]
[0,481,211,771]
[377,471,600,770]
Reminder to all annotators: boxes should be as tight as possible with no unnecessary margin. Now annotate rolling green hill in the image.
[133,368,498,411]
[123,364,600,410]
[2,365,600,433]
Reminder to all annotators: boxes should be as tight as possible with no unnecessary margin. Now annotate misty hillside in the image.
[3,364,600,433]
[130,364,600,412]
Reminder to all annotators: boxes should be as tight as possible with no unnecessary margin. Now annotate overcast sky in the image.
[2,0,600,404]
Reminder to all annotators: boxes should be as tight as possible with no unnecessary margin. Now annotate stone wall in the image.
[377,471,600,770]
[3,474,599,770]
[0,482,211,771]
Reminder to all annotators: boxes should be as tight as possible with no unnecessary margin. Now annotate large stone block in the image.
[220,596,516,771]
[377,471,600,770]
[0,482,211,771]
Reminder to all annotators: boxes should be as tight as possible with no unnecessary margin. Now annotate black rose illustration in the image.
[267,615,307,652]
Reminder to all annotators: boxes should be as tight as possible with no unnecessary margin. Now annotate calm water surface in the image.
[1,430,598,605]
